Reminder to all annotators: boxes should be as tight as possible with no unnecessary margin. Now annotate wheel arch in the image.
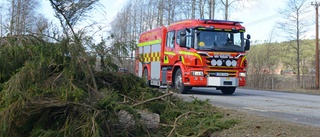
[172,61,185,84]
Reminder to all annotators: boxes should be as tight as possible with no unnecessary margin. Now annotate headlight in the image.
[191,71,204,76]
[232,60,237,66]
[211,59,217,66]
[239,72,246,77]
[217,59,223,66]
[226,60,231,66]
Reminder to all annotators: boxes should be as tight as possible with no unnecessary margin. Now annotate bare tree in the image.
[246,27,279,89]
[0,3,4,37]
[157,0,165,26]
[165,0,179,24]
[277,0,311,86]
[49,0,100,92]
[192,0,196,18]
[7,0,39,35]
[220,0,254,20]
[208,0,216,19]
[198,0,206,19]
[264,27,279,89]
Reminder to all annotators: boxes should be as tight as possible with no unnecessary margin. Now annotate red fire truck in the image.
[135,19,250,95]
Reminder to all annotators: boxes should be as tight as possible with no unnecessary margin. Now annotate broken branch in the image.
[132,92,174,107]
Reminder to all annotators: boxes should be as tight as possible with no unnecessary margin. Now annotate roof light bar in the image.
[200,19,243,25]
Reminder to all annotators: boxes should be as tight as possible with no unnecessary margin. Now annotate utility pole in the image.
[312,2,319,89]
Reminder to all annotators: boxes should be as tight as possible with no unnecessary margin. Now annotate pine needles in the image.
[0,35,239,136]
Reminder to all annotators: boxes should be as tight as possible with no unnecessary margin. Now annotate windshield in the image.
[195,30,245,52]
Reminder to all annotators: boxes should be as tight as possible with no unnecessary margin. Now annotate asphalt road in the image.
[178,87,320,127]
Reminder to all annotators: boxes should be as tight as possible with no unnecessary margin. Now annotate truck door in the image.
[164,31,176,66]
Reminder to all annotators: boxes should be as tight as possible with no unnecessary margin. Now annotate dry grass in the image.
[244,86,320,96]
[279,89,320,95]
[211,108,320,137]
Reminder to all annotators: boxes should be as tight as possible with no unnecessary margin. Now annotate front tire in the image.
[220,87,236,95]
[174,69,189,94]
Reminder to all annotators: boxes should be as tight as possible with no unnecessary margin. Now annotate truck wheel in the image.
[143,68,151,87]
[174,69,189,94]
[220,87,236,95]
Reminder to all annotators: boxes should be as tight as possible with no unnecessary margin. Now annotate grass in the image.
[211,107,320,137]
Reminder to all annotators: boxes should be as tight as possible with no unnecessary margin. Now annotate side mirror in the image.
[179,30,187,47]
[245,34,251,51]
[247,34,251,39]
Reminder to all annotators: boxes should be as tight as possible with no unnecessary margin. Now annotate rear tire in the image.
[174,69,189,94]
[220,87,236,95]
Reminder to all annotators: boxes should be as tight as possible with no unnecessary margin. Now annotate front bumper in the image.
[207,77,238,87]
[184,73,246,87]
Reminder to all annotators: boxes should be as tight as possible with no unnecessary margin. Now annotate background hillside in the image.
[246,39,317,91]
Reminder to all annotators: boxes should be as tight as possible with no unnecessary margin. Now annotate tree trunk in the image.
[225,0,229,20]
[296,12,301,86]
[158,0,164,26]
[10,0,15,35]
[208,0,215,19]
[191,0,196,19]
[199,0,203,19]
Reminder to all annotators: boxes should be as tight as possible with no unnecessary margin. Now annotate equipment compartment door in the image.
[150,43,161,86]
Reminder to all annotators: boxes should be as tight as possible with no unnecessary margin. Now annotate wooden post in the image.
[312,2,320,89]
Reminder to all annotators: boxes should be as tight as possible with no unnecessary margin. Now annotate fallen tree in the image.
[0,48,239,136]
[0,1,239,135]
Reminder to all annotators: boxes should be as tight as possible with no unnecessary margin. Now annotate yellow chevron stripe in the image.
[178,51,203,65]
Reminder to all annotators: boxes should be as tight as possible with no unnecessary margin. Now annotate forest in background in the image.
[247,39,316,90]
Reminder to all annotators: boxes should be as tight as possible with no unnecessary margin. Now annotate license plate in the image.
[216,73,228,76]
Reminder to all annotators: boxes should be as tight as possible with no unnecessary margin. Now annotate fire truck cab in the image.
[135,19,250,95]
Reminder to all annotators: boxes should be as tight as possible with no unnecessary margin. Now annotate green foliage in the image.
[49,0,99,29]
[174,112,238,136]
[247,39,316,89]
[248,39,315,73]
[0,21,239,137]
[94,72,147,95]
[0,35,102,136]
[144,97,239,136]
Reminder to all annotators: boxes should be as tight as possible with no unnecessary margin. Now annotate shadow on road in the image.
[159,87,251,96]
[187,90,222,95]
[186,88,234,96]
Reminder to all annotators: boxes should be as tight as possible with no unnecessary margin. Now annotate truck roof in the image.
[138,26,167,44]
[138,19,246,43]
[168,19,245,31]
